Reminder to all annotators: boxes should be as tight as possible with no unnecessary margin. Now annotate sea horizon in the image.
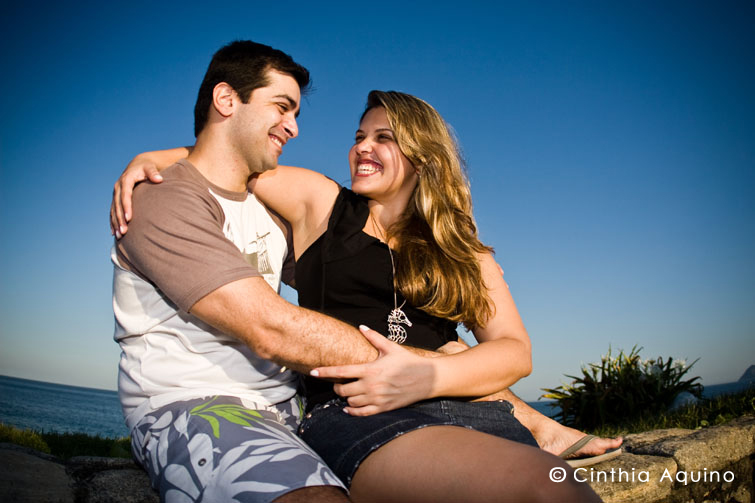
[0,374,129,438]
[1,374,752,438]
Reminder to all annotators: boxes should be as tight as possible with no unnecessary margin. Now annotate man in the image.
[112,40,378,502]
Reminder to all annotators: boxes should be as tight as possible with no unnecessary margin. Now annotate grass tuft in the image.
[0,423,131,460]
[0,422,51,453]
[40,431,132,460]
[590,387,755,437]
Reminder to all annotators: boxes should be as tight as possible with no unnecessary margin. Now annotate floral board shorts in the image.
[130,395,345,502]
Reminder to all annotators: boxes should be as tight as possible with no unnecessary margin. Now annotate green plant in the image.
[590,387,755,436]
[40,431,132,460]
[0,423,131,460]
[0,422,51,453]
[541,346,702,430]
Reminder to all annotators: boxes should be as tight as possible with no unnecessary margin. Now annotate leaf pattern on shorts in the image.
[239,413,322,464]
[131,396,346,500]
[190,397,264,438]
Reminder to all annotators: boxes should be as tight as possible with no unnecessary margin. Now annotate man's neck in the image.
[186,135,253,193]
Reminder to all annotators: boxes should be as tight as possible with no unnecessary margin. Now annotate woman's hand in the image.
[110,147,190,238]
[110,156,164,238]
[310,326,437,416]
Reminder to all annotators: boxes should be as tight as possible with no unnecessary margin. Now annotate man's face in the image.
[229,70,301,174]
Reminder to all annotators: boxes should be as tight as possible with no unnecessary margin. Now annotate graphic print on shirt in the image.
[209,188,284,292]
[221,217,277,289]
[241,231,273,276]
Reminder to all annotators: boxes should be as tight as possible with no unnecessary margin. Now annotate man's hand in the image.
[310,326,437,416]
[110,157,164,238]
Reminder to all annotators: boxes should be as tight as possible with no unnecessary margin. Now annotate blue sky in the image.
[1,1,753,401]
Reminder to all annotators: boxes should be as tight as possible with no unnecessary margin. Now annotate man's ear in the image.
[212,82,236,118]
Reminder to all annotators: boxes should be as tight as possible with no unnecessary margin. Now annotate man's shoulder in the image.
[124,162,228,244]
[131,161,226,220]
[134,160,208,197]
[161,159,205,182]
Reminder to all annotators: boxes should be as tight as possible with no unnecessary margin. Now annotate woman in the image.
[112,91,611,502]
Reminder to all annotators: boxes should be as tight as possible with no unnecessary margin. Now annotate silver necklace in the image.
[370,212,412,344]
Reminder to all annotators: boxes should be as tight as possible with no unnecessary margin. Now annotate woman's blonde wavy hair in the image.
[363,90,494,329]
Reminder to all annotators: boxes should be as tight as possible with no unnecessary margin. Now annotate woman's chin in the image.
[350,181,372,196]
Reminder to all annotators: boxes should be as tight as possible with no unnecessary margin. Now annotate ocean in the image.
[0,374,751,439]
[0,375,129,438]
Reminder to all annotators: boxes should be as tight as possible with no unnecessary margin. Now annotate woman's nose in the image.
[355,138,372,153]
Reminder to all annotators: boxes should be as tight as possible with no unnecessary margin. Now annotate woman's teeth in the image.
[357,163,381,175]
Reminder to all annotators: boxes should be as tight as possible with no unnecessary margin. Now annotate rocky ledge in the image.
[588,415,755,503]
[1,415,753,502]
[0,443,157,503]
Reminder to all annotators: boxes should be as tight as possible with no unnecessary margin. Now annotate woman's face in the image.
[349,107,418,205]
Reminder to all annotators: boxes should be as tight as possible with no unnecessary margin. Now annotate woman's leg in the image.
[486,389,622,456]
[349,425,601,503]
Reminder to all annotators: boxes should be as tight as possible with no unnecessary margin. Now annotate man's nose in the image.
[283,115,298,138]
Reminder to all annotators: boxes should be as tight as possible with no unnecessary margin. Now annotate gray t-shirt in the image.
[112,159,297,429]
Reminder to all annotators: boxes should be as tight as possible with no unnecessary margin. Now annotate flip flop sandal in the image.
[559,434,622,468]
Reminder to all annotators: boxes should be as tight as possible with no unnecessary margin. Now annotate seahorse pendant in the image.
[387,307,412,344]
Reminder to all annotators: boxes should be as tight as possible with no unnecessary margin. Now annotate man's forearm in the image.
[263,302,382,372]
[191,276,380,373]
[404,346,440,358]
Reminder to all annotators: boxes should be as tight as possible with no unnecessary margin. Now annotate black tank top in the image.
[296,187,458,407]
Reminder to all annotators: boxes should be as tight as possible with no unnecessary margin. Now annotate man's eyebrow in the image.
[275,94,301,118]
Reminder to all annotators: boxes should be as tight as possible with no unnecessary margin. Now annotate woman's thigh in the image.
[349,425,601,503]
[299,398,538,487]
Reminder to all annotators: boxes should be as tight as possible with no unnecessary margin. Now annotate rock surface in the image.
[0,443,157,503]
[0,445,75,502]
[587,415,755,503]
[586,452,678,503]
[628,415,755,472]
[739,365,755,383]
[1,416,753,502]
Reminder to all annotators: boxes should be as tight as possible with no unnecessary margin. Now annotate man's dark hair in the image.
[193,40,310,137]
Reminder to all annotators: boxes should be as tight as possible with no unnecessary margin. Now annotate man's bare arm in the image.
[190,275,533,414]
[191,276,379,372]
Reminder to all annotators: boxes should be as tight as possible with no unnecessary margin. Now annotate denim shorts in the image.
[298,398,538,486]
